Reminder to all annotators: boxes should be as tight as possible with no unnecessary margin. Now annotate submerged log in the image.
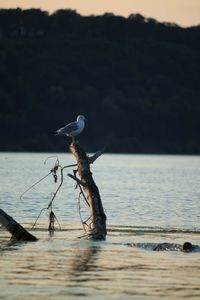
[69,139,107,240]
[0,209,37,241]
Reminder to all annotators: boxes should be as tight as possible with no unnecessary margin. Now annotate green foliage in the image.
[0,9,200,153]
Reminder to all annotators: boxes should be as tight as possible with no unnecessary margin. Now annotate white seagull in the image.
[52,115,86,137]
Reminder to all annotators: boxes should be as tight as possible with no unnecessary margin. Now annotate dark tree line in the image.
[0,8,200,153]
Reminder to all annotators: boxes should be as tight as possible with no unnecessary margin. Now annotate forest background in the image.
[0,9,200,153]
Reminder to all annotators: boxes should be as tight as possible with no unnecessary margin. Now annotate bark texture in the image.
[0,209,37,241]
[70,140,107,240]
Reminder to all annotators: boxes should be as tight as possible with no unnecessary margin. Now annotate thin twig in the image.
[63,163,78,169]
[77,183,90,207]
[67,173,86,186]
[53,213,61,230]
[31,165,76,228]
[31,207,47,229]
[20,172,52,200]
[44,156,59,165]
[47,167,64,208]
[26,153,95,230]
[78,192,86,233]
[77,191,91,233]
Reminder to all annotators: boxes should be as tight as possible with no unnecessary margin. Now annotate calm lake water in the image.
[0,153,200,299]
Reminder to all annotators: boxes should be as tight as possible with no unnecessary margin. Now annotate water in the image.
[0,153,200,299]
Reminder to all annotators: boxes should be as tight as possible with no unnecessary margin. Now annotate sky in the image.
[0,0,200,27]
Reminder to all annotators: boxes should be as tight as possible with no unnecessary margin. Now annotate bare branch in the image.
[88,147,106,164]
[0,209,37,241]
[44,156,59,165]
[67,173,86,186]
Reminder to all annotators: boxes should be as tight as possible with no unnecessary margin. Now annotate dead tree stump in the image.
[69,139,107,240]
[0,209,37,241]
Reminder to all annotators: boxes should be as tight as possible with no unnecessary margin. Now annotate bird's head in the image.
[77,115,87,122]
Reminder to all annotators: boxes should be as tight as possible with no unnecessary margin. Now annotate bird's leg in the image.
[72,136,77,143]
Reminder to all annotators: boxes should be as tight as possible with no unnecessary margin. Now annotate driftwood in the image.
[0,141,106,241]
[69,139,107,240]
[0,209,37,241]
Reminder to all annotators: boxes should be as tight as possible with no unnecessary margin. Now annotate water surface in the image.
[0,153,200,299]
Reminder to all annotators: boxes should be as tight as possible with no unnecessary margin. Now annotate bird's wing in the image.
[58,121,79,135]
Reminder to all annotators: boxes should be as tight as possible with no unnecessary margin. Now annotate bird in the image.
[52,115,86,138]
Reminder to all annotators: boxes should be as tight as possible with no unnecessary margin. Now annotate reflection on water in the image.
[70,244,100,274]
[0,153,200,299]
[1,226,200,299]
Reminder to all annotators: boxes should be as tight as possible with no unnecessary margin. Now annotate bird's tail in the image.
[51,131,58,135]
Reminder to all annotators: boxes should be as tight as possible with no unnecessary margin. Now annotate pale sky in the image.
[0,0,200,27]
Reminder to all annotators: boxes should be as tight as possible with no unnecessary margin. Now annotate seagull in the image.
[52,115,86,137]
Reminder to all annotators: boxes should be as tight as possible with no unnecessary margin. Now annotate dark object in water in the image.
[48,210,56,232]
[126,241,199,252]
[182,242,193,252]
[0,209,37,241]
[153,241,194,252]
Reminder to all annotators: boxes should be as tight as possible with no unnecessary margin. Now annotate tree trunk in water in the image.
[70,139,107,240]
[0,209,37,241]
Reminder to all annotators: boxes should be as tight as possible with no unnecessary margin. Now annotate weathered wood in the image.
[69,140,107,240]
[88,147,106,164]
[67,173,86,186]
[0,209,37,241]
